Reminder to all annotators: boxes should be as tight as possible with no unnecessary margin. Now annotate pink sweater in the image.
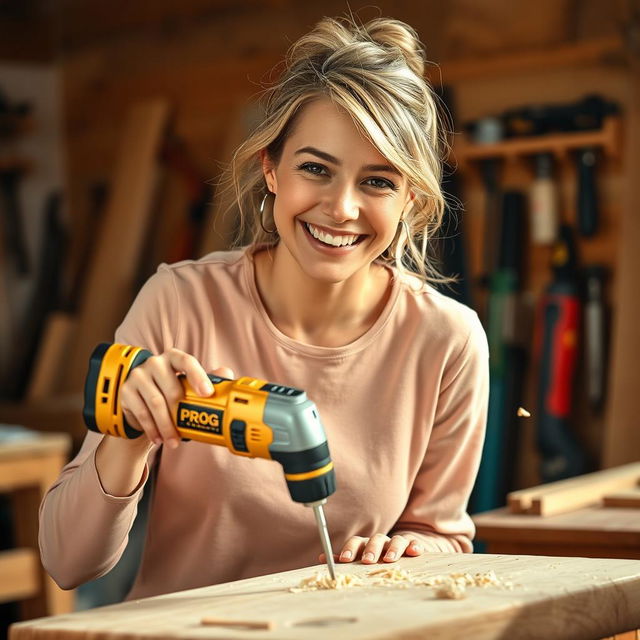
[39,246,489,600]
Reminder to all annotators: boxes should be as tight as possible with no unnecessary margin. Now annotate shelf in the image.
[454,116,622,166]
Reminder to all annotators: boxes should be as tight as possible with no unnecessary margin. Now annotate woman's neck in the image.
[253,244,391,347]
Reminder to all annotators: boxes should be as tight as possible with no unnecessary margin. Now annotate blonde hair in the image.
[226,15,453,286]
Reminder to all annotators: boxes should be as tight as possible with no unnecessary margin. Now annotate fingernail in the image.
[340,550,352,561]
[363,552,374,562]
[385,551,396,561]
[412,543,423,552]
[153,438,162,446]
[168,439,179,449]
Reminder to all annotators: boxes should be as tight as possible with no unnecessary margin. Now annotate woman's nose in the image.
[324,183,360,223]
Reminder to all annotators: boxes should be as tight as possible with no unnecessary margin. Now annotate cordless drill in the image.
[83,343,337,578]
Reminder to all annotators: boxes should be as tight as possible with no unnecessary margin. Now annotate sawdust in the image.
[420,571,511,599]
[290,567,513,599]
[289,572,364,592]
[435,581,466,599]
[367,567,413,586]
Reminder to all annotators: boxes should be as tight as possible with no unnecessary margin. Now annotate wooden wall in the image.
[45,0,623,278]
[1,0,637,480]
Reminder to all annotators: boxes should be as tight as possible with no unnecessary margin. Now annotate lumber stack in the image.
[507,462,640,517]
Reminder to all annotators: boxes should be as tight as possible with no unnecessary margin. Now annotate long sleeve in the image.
[38,266,177,589]
[390,313,489,552]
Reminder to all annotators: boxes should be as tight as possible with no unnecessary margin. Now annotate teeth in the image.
[306,223,359,247]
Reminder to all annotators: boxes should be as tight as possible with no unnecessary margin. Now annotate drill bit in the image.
[308,500,336,580]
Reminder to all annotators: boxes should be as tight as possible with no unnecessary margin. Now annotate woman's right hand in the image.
[119,348,235,449]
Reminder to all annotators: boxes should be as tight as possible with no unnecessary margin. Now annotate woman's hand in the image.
[120,348,234,449]
[319,534,424,565]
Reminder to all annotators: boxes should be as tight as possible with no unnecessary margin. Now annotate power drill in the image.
[83,343,337,578]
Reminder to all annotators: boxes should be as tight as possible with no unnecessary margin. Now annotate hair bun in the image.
[365,18,425,77]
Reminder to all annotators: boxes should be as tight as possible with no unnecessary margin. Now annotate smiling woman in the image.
[38,14,490,602]
[256,98,414,308]
[230,16,448,288]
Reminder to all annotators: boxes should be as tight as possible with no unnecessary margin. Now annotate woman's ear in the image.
[260,150,277,194]
[403,189,416,216]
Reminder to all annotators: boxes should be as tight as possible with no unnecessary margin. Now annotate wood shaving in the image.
[289,572,363,592]
[367,567,413,585]
[290,568,512,596]
[417,570,512,590]
[435,581,466,599]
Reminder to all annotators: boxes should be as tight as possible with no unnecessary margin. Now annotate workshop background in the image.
[0,0,639,634]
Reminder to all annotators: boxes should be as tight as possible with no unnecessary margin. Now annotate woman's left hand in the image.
[319,534,424,565]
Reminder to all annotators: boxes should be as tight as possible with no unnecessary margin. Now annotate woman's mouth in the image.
[301,221,366,250]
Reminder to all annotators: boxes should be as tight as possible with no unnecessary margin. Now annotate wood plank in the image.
[25,312,76,400]
[58,99,171,402]
[603,488,640,509]
[474,506,640,548]
[0,549,39,603]
[483,542,640,560]
[507,463,640,515]
[8,554,640,640]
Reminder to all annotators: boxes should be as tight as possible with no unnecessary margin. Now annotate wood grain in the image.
[9,554,640,640]
[507,463,640,516]
[474,505,640,553]
[603,489,640,509]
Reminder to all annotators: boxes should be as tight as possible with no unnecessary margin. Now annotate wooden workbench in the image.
[473,506,640,559]
[9,553,640,640]
[0,428,74,619]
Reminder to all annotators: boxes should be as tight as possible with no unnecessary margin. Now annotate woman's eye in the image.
[366,177,397,191]
[298,162,327,176]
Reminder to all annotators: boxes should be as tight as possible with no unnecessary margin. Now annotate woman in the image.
[39,15,489,600]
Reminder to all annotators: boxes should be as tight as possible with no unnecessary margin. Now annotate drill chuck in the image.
[83,343,336,504]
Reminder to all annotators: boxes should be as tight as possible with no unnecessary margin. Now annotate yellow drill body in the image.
[83,342,338,578]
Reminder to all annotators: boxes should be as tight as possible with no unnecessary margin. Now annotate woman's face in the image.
[262,97,414,285]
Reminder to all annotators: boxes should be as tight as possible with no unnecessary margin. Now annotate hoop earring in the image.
[259,192,277,234]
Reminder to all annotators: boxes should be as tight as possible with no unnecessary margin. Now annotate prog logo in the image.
[177,403,223,434]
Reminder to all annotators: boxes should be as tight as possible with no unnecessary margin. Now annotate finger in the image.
[404,539,424,556]
[318,552,340,563]
[149,359,190,447]
[382,535,411,563]
[338,536,368,563]
[142,385,181,448]
[121,384,162,445]
[167,348,213,396]
[126,360,180,447]
[211,366,235,381]
[361,534,390,564]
